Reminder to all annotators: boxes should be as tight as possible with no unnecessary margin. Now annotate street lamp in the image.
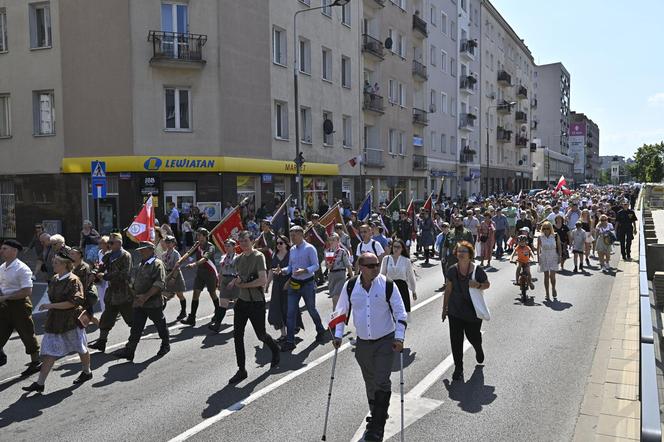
[293,0,350,209]
[485,101,516,196]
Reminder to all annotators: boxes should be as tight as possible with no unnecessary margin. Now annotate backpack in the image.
[355,240,379,261]
[344,275,394,325]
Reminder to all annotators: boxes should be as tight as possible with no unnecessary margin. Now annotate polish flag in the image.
[554,176,567,192]
[127,195,155,243]
[328,310,348,330]
[348,155,363,167]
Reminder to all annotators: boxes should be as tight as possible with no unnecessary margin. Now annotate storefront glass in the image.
[304,178,328,214]
[0,181,16,238]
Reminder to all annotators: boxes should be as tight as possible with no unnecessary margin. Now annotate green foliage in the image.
[631,142,664,182]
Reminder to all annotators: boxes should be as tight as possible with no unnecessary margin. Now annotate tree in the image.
[630,142,664,182]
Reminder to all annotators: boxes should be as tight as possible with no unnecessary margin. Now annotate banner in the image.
[210,206,244,252]
[126,194,155,243]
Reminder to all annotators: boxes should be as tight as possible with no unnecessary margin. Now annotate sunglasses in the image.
[276,241,286,245]
[361,263,381,269]
[456,249,470,254]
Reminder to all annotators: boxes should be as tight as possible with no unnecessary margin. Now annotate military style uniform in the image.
[312,222,328,284]
[72,261,98,316]
[181,239,219,326]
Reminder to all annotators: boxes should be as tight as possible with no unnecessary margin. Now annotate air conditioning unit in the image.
[429,103,436,113]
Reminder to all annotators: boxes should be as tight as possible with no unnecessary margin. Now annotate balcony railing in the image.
[460,39,477,58]
[459,147,476,164]
[412,60,428,80]
[364,148,384,167]
[413,154,428,170]
[497,126,512,142]
[460,113,476,130]
[148,31,207,66]
[460,75,477,92]
[517,85,528,99]
[515,111,527,123]
[362,34,384,59]
[497,100,513,114]
[497,70,512,86]
[515,136,528,147]
[412,14,428,37]
[412,108,428,126]
[363,92,385,114]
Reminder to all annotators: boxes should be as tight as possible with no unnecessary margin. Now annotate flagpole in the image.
[386,191,403,211]
[272,194,292,220]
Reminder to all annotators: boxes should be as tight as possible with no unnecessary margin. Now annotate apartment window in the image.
[450,135,457,154]
[165,87,190,131]
[341,2,351,26]
[0,9,7,52]
[300,107,312,143]
[430,89,436,109]
[389,129,397,154]
[388,29,395,54]
[391,0,406,10]
[441,50,447,72]
[322,47,332,81]
[430,6,436,26]
[450,57,457,77]
[441,133,447,153]
[273,27,287,66]
[398,131,404,155]
[299,38,311,74]
[398,83,405,106]
[441,12,448,35]
[33,90,54,135]
[322,0,332,17]
[430,44,436,66]
[450,20,457,41]
[275,101,289,139]
[323,111,333,145]
[398,34,405,57]
[441,92,448,114]
[388,79,396,103]
[341,56,351,88]
[342,115,352,147]
[450,97,456,116]
[461,0,467,12]
[29,3,52,49]
[0,95,10,137]
[431,131,436,151]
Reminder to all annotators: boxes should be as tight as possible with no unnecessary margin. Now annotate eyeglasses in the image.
[456,249,470,254]
[276,241,286,245]
[361,263,381,269]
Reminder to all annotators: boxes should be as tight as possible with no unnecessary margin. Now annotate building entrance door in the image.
[164,190,196,217]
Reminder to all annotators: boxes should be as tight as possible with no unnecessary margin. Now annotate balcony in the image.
[497,100,513,114]
[515,111,527,123]
[515,136,528,148]
[459,147,476,164]
[364,148,385,168]
[412,108,429,126]
[497,126,512,142]
[362,34,384,60]
[459,75,477,94]
[497,70,512,87]
[412,60,428,81]
[460,39,477,61]
[459,113,476,131]
[412,14,428,38]
[148,31,207,68]
[517,85,528,99]
[413,154,428,171]
[363,92,385,114]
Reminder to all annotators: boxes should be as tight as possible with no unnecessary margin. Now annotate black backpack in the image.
[344,275,394,325]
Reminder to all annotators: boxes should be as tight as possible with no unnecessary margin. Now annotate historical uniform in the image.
[209,241,239,333]
[115,241,169,360]
[311,219,328,285]
[72,258,98,317]
[181,228,220,326]
[89,233,133,352]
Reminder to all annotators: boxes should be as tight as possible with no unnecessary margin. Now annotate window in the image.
[341,56,351,88]
[299,38,311,74]
[450,135,457,154]
[275,101,288,139]
[441,12,448,35]
[273,27,287,65]
[342,2,351,26]
[29,3,52,49]
[461,0,467,12]
[450,57,456,77]
[430,89,436,109]
[342,115,352,147]
[0,9,7,52]
[441,50,447,72]
[431,131,436,151]
[389,129,397,154]
[450,20,457,41]
[398,131,404,155]
[430,44,436,66]
[33,90,54,135]
[388,79,396,103]
[322,0,331,17]
[165,87,191,131]
[388,29,395,54]
[450,97,456,116]
[397,34,405,57]
[441,92,448,114]
[0,95,10,137]
[441,133,447,153]
[430,6,436,26]
[322,47,332,81]
[391,0,406,10]
[323,111,333,145]
[300,107,312,143]
[398,83,405,106]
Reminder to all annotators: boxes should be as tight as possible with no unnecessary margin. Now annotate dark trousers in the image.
[448,316,482,368]
[170,223,179,244]
[128,306,169,349]
[494,229,506,258]
[233,299,279,370]
[0,300,39,355]
[99,301,133,337]
[286,280,325,344]
[617,229,633,258]
[355,333,395,405]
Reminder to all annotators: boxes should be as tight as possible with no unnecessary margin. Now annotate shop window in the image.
[0,180,16,238]
[237,175,256,200]
[304,178,328,214]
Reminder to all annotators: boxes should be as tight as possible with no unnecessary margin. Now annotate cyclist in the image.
[510,235,535,290]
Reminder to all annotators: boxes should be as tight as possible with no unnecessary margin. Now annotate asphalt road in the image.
[0,250,619,442]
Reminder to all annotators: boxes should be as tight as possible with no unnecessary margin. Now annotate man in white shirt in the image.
[0,240,42,375]
[463,210,480,243]
[355,224,385,271]
[332,252,407,442]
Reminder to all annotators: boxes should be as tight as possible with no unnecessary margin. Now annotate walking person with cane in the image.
[330,252,408,442]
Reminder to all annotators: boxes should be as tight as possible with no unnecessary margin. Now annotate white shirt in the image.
[356,239,384,258]
[380,255,416,293]
[464,216,480,236]
[334,274,407,341]
[0,258,33,296]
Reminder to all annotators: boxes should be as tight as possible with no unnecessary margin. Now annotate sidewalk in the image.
[573,236,641,440]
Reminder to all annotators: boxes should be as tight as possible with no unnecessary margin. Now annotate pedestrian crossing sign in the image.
[91,161,106,178]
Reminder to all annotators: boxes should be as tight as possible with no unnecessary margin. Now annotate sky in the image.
[491,0,664,159]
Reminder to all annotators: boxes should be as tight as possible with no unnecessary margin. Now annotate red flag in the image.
[126,195,155,243]
[406,198,417,240]
[348,155,362,167]
[423,193,433,212]
[318,202,348,236]
[210,206,244,252]
[328,311,348,330]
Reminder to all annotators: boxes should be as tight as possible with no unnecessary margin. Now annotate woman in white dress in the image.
[594,214,615,272]
[380,238,417,313]
[536,221,562,302]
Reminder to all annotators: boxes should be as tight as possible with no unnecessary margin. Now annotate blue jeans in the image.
[495,230,506,258]
[286,280,325,344]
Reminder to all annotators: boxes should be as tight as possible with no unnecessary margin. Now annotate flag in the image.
[126,195,155,243]
[357,192,372,222]
[271,196,291,236]
[385,192,402,219]
[328,310,348,330]
[406,197,417,240]
[318,202,346,235]
[348,155,363,167]
[210,206,244,252]
[307,226,327,249]
[423,192,433,212]
[348,222,361,242]
[554,176,567,192]
[435,180,445,205]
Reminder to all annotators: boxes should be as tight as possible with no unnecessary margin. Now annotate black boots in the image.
[363,390,391,442]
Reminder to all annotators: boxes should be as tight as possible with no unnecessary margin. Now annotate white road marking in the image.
[168,291,446,442]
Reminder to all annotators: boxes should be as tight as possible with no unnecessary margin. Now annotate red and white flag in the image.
[554,176,567,192]
[328,310,347,330]
[210,206,244,253]
[127,195,155,243]
[348,155,363,168]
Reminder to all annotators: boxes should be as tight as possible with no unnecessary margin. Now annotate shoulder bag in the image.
[469,265,491,321]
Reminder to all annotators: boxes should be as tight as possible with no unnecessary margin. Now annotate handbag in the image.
[469,265,491,321]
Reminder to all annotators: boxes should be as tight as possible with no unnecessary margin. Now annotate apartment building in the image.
[479,0,534,195]
[569,111,600,184]
[531,62,574,188]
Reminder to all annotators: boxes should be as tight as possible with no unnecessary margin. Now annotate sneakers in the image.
[20,361,42,377]
[228,369,248,384]
[180,315,195,326]
[73,371,93,385]
[88,339,107,353]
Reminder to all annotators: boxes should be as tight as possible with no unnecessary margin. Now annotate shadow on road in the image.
[0,384,79,429]
[202,370,272,419]
[391,347,417,371]
[442,365,497,413]
[90,354,162,388]
[543,299,573,311]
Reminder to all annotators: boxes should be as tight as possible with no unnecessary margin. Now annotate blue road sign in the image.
[91,161,107,200]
